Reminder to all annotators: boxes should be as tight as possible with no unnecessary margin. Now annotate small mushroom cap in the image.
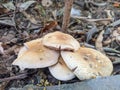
[49,57,75,81]
[42,31,80,51]
[12,39,59,70]
[61,47,113,80]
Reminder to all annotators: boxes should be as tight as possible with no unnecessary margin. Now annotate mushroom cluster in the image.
[12,31,113,81]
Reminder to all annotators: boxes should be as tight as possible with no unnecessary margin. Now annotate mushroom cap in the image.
[24,38,42,48]
[18,38,42,58]
[18,46,27,58]
[49,57,75,81]
[12,38,59,70]
[61,47,113,80]
[42,31,80,51]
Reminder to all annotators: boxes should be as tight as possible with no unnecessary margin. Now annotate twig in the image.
[67,29,85,34]
[80,43,120,54]
[110,19,120,27]
[71,16,112,22]
[62,0,73,31]
[0,73,27,82]
[12,0,19,33]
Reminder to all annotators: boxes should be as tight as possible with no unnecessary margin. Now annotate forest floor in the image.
[0,0,120,90]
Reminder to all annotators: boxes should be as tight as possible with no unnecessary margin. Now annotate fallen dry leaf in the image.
[95,30,105,53]
[0,17,15,26]
[2,2,15,10]
[38,21,58,36]
[42,21,58,32]
[22,11,38,24]
[18,1,36,11]
[86,24,98,42]
[103,27,120,45]
[0,7,9,14]
[103,37,116,46]
[113,2,120,8]
[4,45,19,55]
[0,31,15,43]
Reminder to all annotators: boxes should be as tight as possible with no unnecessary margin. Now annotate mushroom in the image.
[12,38,59,70]
[24,38,42,48]
[18,38,42,57]
[18,46,27,58]
[61,47,113,80]
[42,31,80,51]
[49,56,75,81]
